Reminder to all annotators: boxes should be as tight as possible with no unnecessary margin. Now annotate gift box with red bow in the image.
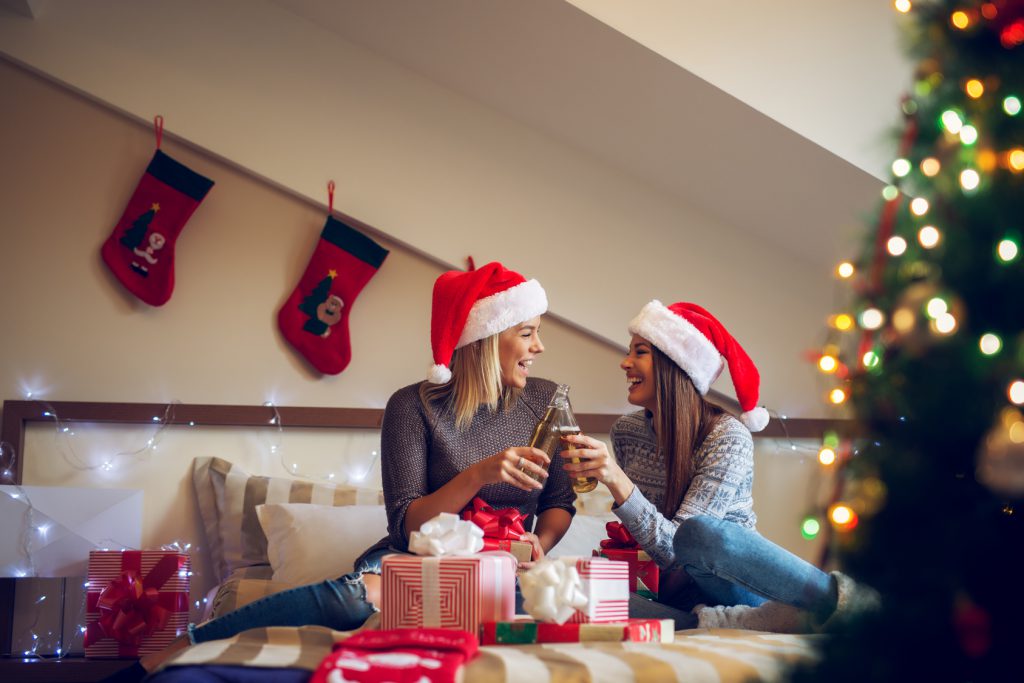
[480,617,674,645]
[593,521,660,599]
[460,497,533,564]
[381,552,516,633]
[84,550,190,658]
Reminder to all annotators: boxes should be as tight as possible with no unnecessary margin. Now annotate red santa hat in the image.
[428,261,548,384]
[628,300,770,432]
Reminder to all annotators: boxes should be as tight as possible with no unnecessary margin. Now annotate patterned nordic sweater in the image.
[380,378,577,551]
[612,410,756,573]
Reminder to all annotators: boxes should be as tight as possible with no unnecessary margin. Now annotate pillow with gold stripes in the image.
[192,456,383,582]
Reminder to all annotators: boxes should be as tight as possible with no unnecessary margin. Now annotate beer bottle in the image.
[527,384,597,494]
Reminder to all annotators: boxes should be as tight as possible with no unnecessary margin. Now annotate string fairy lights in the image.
[5,394,382,658]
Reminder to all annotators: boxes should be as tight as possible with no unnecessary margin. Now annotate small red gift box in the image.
[564,557,629,623]
[481,617,674,645]
[461,497,533,564]
[595,521,660,599]
[381,553,516,633]
[84,550,190,658]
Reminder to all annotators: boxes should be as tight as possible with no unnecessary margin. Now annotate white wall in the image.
[0,0,841,418]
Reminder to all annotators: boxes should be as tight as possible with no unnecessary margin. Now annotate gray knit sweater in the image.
[380,378,577,550]
[612,411,756,573]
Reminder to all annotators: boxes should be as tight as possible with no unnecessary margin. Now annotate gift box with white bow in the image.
[382,513,517,633]
[520,556,629,624]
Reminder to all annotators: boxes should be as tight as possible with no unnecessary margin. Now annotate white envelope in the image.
[0,486,143,577]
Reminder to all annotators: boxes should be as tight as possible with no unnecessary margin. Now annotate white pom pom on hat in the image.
[427,261,548,384]
[628,300,771,432]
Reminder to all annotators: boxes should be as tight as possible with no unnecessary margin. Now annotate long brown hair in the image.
[651,345,724,517]
[419,334,523,430]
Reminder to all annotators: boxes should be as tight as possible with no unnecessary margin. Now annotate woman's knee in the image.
[673,515,725,564]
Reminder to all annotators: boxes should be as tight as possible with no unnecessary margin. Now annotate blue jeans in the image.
[188,547,391,644]
[672,515,836,620]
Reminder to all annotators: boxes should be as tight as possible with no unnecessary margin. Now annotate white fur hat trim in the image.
[456,279,548,349]
[628,300,724,394]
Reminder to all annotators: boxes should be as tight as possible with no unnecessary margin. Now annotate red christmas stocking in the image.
[278,216,389,374]
[100,141,214,306]
[310,629,478,683]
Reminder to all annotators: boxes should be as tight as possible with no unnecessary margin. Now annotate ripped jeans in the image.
[187,546,390,644]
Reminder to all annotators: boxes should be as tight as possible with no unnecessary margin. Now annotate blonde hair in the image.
[419,333,523,430]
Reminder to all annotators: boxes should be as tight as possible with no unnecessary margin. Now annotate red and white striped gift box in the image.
[381,553,516,633]
[565,557,630,623]
[84,550,190,658]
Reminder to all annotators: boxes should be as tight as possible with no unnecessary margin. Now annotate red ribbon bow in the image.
[461,496,527,541]
[599,521,640,549]
[84,554,180,647]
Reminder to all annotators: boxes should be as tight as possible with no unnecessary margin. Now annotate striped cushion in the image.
[192,456,383,581]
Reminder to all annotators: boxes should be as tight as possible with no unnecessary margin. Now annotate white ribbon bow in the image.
[408,512,485,556]
[519,557,589,624]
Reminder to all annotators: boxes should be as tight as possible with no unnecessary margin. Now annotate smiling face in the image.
[622,334,657,413]
[498,316,544,389]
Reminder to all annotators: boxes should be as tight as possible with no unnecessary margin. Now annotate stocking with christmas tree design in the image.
[100,116,214,306]
[278,214,388,374]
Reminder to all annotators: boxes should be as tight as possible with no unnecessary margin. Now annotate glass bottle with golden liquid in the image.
[527,384,597,494]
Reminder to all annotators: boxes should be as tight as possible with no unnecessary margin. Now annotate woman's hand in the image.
[471,446,549,491]
[560,434,634,504]
[516,531,545,571]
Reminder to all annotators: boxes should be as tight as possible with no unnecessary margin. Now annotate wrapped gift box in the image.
[482,538,532,564]
[381,553,515,633]
[481,617,674,645]
[594,548,660,599]
[84,550,190,658]
[566,557,629,623]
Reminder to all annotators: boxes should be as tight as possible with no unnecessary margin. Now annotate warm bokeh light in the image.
[951,11,970,29]
[862,350,881,369]
[997,239,1020,262]
[893,0,912,13]
[933,312,957,335]
[833,313,854,331]
[893,307,915,333]
[818,355,838,373]
[830,388,848,405]
[925,297,948,319]
[1010,380,1024,405]
[1005,96,1022,116]
[829,504,859,531]
[920,157,941,176]
[959,125,979,145]
[818,447,837,466]
[941,110,964,134]
[960,169,980,190]
[910,197,930,215]
[981,3,998,20]
[965,79,984,99]
[836,261,855,279]
[1009,149,1024,172]
[887,236,908,256]
[859,308,885,330]
[918,225,941,248]
[979,333,1002,356]
[891,158,912,177]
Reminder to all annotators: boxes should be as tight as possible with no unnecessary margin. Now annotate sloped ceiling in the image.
[0,0,909,417]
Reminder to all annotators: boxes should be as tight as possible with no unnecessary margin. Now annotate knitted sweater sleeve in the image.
[380,385,431,550]
[613,418,755,570]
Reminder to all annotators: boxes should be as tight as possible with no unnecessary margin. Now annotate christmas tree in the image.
[119,203,158,249]
[794,1,1023,681]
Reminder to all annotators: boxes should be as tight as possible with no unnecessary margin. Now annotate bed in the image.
[0,400,826,683]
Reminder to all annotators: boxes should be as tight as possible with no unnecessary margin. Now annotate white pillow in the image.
[547,511,618,558]
[256,503,389,585]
